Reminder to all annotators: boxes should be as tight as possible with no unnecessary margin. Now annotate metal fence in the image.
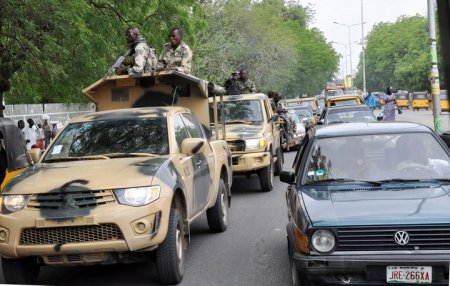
[4,103,96,124]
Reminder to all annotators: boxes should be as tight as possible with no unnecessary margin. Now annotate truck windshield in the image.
[219,100,264,124]
[44,118,169,161]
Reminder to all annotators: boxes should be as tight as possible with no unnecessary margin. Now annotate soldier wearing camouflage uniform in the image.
[237,69,256,94]
[115,27,157,75]
[158,27,193,74]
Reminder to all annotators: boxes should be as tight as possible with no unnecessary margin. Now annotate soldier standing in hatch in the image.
[237,69,256,94]
[115,27,157,75]
[224,71,241,95]
[158,27,193,74]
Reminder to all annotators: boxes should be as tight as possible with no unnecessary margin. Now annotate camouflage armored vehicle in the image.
[0,71,232,284]
[210,94,282,192]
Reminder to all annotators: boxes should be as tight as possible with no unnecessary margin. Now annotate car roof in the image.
[326,104,371,113]
[69,106,189,123]
[313,122,433,138]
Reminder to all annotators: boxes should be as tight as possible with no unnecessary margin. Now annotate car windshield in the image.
[327,90,344,96]
[303,133,450,184]
[300,100,315,109]
[326,108,375,124]
[292,107,312,118]
[44,118,169,161]
[219,100,263,124]
[287,112,301,124]
[330,99,358,106]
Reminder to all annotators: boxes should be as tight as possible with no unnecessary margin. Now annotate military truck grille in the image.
[227,140,245,152]
[336,225,450,251]
[19,224,124,245]
[27,190,116,209]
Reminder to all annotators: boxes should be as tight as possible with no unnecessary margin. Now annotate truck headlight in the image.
[114,186,160,206]
[2,195,30,213]
[245,138,266,151]
[311,229,336,253]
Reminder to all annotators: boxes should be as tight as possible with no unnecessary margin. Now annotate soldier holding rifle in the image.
[115,27,157,75]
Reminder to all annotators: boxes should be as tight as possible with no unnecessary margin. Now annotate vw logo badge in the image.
[394,231,410,245]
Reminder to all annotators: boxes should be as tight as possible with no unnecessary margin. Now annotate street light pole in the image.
[331,41,348,79]
[361,0,366,95]
[333,21,366,91]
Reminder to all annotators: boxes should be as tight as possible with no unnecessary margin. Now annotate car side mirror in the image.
[181,138,206,155]
[26,148,42,164]
[280,170,296,184]
[377,115,383,121]
[317,119,324,125]
[271,114,279,122]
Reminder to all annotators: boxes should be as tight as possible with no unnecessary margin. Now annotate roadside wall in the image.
[4,103,96,124]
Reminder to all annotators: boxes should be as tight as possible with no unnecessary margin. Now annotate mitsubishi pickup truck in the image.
[0,71,232,285]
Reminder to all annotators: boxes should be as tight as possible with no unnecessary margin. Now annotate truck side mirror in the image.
[280,170,295,184]
[181,138,206,155]
[26,148,42,165]
[271,114,279,122]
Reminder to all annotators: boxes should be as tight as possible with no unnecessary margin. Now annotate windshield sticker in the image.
[51,145,63,155]
[315,169,325,176]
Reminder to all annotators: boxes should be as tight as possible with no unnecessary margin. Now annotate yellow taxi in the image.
[326,95,363,108]
[412,92,429,111]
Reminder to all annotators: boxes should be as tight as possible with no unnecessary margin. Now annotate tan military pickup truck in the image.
[0,72,232,285]
[210,94,283,192]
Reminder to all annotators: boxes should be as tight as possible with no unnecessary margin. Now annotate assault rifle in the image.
[103,48,132,79]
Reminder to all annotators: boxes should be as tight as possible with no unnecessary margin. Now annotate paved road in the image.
[0,153,297,286]
[376,108,450,131]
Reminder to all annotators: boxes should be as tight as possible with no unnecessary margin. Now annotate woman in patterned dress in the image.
[383,86,396,121]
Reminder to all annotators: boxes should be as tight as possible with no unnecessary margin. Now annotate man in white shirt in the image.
[23,118,38,150]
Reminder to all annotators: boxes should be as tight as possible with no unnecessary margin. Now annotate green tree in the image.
[1,0,201,105]
[354,15,444,92]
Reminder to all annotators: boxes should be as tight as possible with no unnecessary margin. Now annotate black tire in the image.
[207,178,228,233]
[2,256,40,284]
[274,148,284,176]
[156,208,185,284]
[258,154,274,192]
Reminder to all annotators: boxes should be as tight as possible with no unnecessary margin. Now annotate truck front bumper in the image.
[292,252,450,285]
[231,152,270,173]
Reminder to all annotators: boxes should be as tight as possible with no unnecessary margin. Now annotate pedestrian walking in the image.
[365,91,376,110]
[383,87,396,121]
[23,118,38,150]
[42,115,53,148]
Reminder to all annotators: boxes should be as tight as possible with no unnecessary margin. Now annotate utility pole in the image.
[333,21,366,91]
[428,0,442,133]
[361,0,366,95]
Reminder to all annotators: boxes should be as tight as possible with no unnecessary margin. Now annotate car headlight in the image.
[114,186,160,206]
[311,229,336,253]
[2,195,30,213]
[245,138,266,151]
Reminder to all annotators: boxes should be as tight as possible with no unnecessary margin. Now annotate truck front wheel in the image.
[2,256,40,284]
[258,154,274,192]
[156,208,185,284]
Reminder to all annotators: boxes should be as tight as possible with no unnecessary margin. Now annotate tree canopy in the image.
[354,15,445,92]
[0,0,338,104]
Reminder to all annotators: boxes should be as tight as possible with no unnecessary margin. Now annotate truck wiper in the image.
[102,153,157,158]
[226,120,254,124]
[44,155,110,162]
[306,178,381,186]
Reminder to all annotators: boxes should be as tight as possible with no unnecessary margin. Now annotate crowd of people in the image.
[16,116,57,150]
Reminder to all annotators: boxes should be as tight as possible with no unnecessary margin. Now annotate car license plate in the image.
[386,266,432,284]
